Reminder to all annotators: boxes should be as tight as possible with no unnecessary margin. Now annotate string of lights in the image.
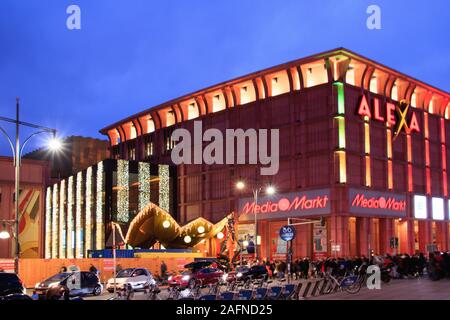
[96,161,104,249]
[45,187,52,259]
[117,159,129,223]
[59,180,66,258]
[138,162,151,212]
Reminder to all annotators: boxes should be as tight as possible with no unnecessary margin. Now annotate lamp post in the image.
[0,98,61,274]
[235,179,275,263]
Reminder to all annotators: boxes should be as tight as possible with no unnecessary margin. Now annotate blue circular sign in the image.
[279,225,296,241]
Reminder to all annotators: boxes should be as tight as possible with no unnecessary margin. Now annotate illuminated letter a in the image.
[409,112,420,133]
[358,95,372,118]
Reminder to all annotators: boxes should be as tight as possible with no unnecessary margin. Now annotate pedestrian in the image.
[160,260,167,280]
[60,265,67,273]
[89,263,98,274]
[31,290,39,300]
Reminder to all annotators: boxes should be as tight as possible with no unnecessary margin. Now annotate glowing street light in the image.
[184,235,192,244]
[235,177,276,262]
[266,185,276,195]
[216,232,224,239]
[236,181,245,190]
[0,98,61,274]
[47,136,63,152]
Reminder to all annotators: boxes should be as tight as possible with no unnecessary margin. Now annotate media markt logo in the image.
[351,193,406,211]
[241,195,329,215]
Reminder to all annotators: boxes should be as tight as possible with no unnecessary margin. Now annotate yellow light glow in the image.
[197,226,205,234]
[184,235,192,243]
[236,181,245,190]
[217,232,224,239]
[162,220,170,228]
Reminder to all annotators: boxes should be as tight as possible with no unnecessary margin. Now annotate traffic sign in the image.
[279,225,296,241]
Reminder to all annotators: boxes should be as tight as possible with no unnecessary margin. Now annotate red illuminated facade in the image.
[100,48,450,259]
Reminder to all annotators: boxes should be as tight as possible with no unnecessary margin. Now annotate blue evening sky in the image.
[0,0,448,154]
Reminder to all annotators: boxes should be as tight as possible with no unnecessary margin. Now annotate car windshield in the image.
[181,270,192,275]
[45,273,70,282]
[116,268,134,278]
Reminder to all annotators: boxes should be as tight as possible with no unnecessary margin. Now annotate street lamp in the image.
[0,223,11,239]
[0,98,61,274]
[235,179,276,263]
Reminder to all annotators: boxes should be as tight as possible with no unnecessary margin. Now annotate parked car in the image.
[106,268,155,293]
[34,271,102,299]
[168,267,224,288]
[0,272,26,297]
[0,293,33,300]
[224,265,268,283]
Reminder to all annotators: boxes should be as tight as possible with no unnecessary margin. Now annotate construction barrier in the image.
[18,252,204,288]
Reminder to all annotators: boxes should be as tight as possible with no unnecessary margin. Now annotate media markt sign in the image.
[349,188,407,217]
[238,189,331,222]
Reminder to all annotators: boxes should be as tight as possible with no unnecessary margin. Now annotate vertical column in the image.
[440,118,448,196]
[96,161,105,250]
[424,112,431,194]
[51,184,59,258]
[330,215,349,257]
[44,187,52,259]
[364,120,371,186]
[418,220,432,253]
[356,217,369,256]
[59,180,66,258]
[66,176,74,259]
[159,164,170,212]
[386,127,393,190]
[379,218,395,255]
[117,159,129,222]
[138,162,151,212]
[85,166,93,256]
[407,134,413,192]
[333,82,346,183]
[75,171,84,258]
[435,222,448,251]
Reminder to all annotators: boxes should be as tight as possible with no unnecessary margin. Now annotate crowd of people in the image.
[238,251,450,281]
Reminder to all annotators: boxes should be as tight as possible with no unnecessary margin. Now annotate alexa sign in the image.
[357,95,420,140]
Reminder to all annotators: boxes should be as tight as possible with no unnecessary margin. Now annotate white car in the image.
[106,268,155,292]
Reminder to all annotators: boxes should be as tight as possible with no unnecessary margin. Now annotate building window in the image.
[145,141,153,157]
[128,143,136,161]
[164,129,175,152]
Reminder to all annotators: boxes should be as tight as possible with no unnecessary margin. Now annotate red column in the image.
[418,220,432,253]
[356,217,369,257]
[435,222,448,252]
[379,218,395,255]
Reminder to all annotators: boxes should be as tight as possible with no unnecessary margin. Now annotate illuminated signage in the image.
[238,189,330,222]
[357,95,420,140]
[414,195,427,219]
[432,197,444,220]
[349,189,406,216]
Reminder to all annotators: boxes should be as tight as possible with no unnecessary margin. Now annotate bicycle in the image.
[321,267,363,295]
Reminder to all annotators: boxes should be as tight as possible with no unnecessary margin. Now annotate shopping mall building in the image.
[100,48,450,260]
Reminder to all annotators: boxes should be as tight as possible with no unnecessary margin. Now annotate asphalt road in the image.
[27,278,450,300]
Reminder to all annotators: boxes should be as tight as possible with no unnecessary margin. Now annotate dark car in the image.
[0,272,25,297]
[0,293,33,300]
[226,265,268,283]
[34,271,102,300]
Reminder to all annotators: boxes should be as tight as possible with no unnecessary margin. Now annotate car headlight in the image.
[35,282,41,288]
[237,272,243,277]
[168,276,173,281]
[48,282,60,288]
[222,274,228,281]
[181,275,190,281]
